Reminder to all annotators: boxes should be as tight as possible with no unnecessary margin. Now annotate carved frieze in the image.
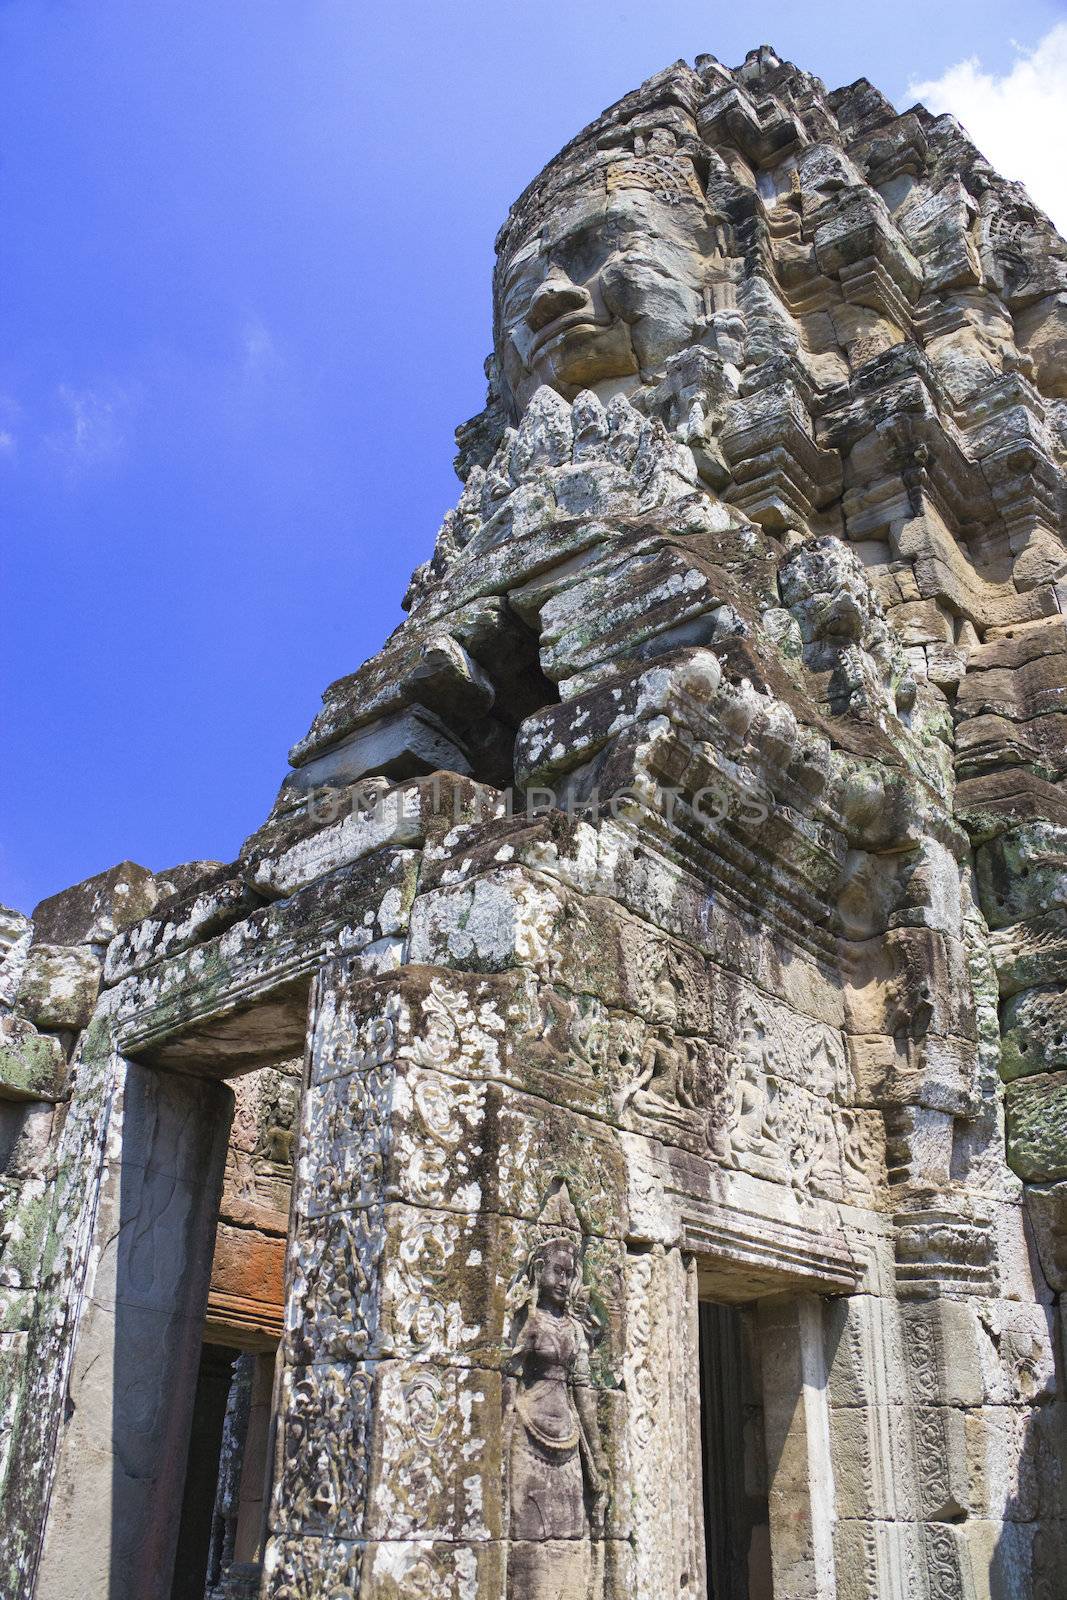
[262,1536,363,1600]
[271,1362,373,1542]
[287,1208,383,1364]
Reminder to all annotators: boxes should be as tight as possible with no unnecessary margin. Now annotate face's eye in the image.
[500,254,548,327]
[501,217,620,322]
[552,219,620,285]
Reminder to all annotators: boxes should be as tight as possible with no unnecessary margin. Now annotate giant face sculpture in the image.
[494,126,732,416]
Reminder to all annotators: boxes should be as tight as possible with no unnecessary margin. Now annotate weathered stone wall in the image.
[2,40,1066,1600]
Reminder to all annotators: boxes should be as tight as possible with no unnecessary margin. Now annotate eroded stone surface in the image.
[4,40,1067,1600]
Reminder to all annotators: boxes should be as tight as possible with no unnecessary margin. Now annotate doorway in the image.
[698,1301,773,1600]
[167,1057,299,1600]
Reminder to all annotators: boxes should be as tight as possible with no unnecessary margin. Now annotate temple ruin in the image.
[2,42,1066,1600]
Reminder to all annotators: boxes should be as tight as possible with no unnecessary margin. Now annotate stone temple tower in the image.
[1,43,1066,1600]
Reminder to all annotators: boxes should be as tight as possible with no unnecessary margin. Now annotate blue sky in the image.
[3,0,1066,912]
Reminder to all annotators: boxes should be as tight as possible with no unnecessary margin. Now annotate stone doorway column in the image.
[33,1057,232,1600]
[757,1295,837,1600]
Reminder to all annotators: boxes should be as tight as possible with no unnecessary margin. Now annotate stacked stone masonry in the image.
[1,42,1066,1600]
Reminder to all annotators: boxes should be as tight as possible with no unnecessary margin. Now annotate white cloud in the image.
[239,314,281,377]
[49,383,133,470]
[909,23,1067,235]
[0,392,19,459]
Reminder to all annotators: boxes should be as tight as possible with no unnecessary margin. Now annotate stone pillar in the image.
[205,1352,256,1595]
[623,1246,704,1598]
[825,1288,921,1600]
[263,959,636,1599]
[233,1352,276,1566]
[202,1349,275,1598]
[33,1059,232,1600]
[0,1014,118,1598]
[758,1294,838,1600]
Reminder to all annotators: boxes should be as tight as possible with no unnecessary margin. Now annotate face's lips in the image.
[527,306,612,362]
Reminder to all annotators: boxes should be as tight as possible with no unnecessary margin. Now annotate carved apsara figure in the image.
[504,1185,609,1599]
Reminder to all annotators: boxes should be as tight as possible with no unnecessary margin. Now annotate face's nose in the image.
[524,265,591,332]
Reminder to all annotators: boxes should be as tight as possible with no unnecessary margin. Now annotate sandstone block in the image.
[0,906,31,1010]
[15,943,100,1031]
[1014,293,1067,400]
[359,1540,506,1600]
[364,1362,504,1542]
[1000,985,1067,1081]
[31,860,158,947]
[1007,1072,1067,1182]
[1024,1183,1067,1292]
[0,1017,66,1102]
[104,871,262,984]
[282,706,473,799]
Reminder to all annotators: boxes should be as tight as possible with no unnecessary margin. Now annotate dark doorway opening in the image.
[698,1301,773,1600]
[169,1343,277,1600]
[170,1344,240,1600]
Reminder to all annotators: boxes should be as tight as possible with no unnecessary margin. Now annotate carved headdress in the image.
[506,1181,602,1344]
[533,1180,583,1255]
[495,73,709,263]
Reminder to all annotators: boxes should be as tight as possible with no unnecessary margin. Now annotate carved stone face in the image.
[537,1242,578,1311]
[496,181,720,415]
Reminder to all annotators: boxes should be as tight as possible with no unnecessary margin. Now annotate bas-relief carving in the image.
[391,1070,486,1213]
[616,1025,703,1119]
[263,1537,363,1600]
[271,1362,373,1543]
[297,1068,391,1218]
[224,1062,299,1209]
[503,1185,609,1600]
[430,889,892,1203]
[720,1011,882,1201]
[609,981,883,1200]
[287,1208,382,1363]
[385,1216,471,1359]
[371,1361,500,1543]
[402,974,508,1080]
[719,1060,880,1202]
[623,1247,702,1599]
[309,982,401,1086]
